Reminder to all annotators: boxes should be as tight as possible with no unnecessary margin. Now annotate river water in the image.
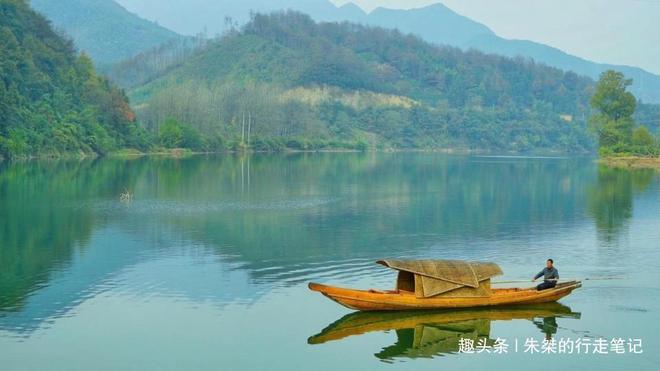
[0,153,658,370]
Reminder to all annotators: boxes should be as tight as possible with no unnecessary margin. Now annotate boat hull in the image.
[309,281,581,311]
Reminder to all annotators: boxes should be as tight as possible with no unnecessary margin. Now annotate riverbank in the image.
[600,156,660,170]
[108,148,195,158]
[107,147,573,158]
[0,146,588,162]
[2,148,200,161]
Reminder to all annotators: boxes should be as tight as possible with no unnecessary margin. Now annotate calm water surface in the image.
[0,153,659,370]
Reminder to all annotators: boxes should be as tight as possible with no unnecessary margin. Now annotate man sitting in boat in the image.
[532,259,559,290]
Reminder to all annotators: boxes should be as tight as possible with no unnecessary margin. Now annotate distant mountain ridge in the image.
[114,0,660,104]
[30,0,181,65]
[330,3,660,105]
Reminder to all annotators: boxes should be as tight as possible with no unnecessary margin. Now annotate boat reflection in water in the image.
[308,303,580,361]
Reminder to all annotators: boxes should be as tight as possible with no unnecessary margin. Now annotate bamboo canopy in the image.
[377,260,503,298]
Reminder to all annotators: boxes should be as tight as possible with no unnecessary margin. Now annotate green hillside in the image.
[30,0,180,65]
[104,36,209,89]
[0,0,149,159]
[114,0,660,105]
[132,11,596,153]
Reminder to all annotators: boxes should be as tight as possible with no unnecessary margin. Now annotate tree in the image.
[590,70,636,121]
[158,117,204,150]
[159,118,183,148]
[632,126,654,147]
[589,71,637,152]
[181,123,203,150]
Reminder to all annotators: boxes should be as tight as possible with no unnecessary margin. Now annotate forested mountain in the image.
[30,0,181,65]
[115,0,660,105]
[131,12,596,153]
[0,0,149,159]
[104,36,210,89]
[461,35,660,107]
[353,4,660,105]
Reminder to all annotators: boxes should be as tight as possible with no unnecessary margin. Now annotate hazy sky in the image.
[332,0,660,75]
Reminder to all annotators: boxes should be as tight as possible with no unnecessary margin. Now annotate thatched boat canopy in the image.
[377,260,503,298]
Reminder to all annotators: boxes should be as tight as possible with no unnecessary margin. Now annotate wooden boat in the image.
[309,259,581,311]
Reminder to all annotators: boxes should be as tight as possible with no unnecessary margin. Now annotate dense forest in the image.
[0,0,149,159]
[131,11,598,153]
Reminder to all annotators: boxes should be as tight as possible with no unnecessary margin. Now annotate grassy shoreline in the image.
[599,156,660,170]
